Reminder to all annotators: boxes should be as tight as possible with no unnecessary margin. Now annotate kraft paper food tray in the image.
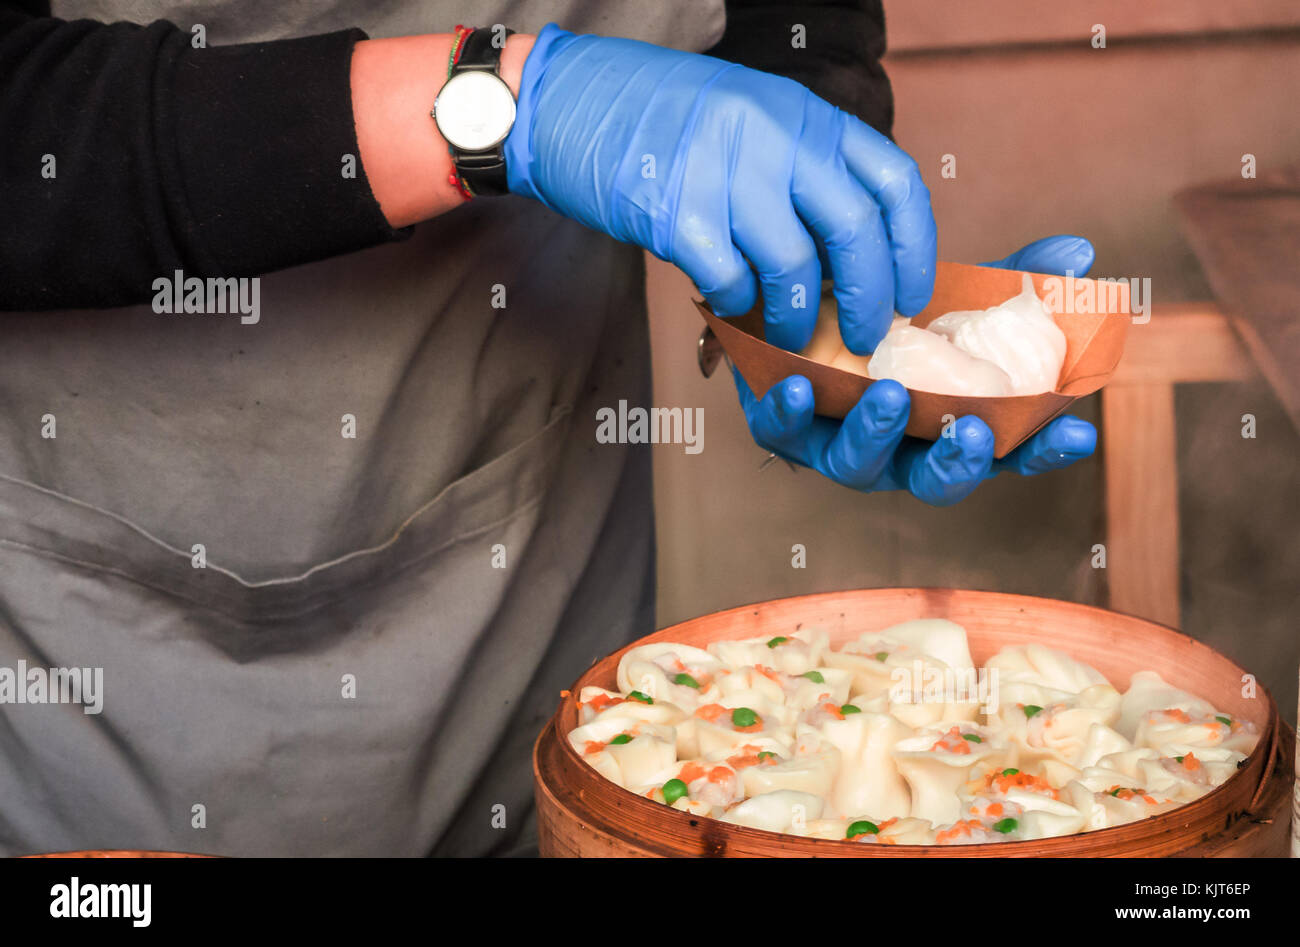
[695,261,1131,458]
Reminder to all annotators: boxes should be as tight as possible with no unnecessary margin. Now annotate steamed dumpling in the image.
[707,628,829,677]
[737,747,841,800]
[823,619,980,727]
[1117,670,1218,741]
[838,619,982,728]
[567,719,678,788]
[815,711,912,819]
[986,682,1124,770]
[797,277,1063,397]
[926,274,1067,395]
[721,790,824,833]
[799,308,1013,396]
[866,323,1014,396]
[986,644,1109,696]
[865,619,976,673]
[893,723,1007,826]
[616,642,724,711]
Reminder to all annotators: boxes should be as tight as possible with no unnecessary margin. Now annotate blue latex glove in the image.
[506,24,936,353]
[733,235,1100,505]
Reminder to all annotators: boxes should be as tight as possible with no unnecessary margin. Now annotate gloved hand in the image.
[733,235,1099,505]
[505,24,936,353]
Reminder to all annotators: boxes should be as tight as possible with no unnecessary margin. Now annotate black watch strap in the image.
[450,27,515,197]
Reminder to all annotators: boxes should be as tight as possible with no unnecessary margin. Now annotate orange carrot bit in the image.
[735,720,764,733]
[694,703,729,722]
[583,741,605,756]
[1182,752,1201,772]
[930,726,972,755]
[726,745,771,770]
[678,762,708,784]
[707,766,733,784]
[585,693,626,712]
[1159,708,1192,724]
[754,665,784,684]
[991,770,1057,798]
[822,702,846,721]
[935,821,978,844]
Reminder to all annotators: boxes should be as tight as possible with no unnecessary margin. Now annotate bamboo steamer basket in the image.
[535,588,1293,857]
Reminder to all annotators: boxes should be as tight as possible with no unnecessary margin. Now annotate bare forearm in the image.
[350,32,535,228]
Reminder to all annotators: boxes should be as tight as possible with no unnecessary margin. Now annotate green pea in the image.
[801,671,825,684]
[993,818,1018,834]
[673,673,701,689]
[961,733,982,743]
[1002,768,1020,776]
[627,690,654,704]
[1174,755,1185,763]
[846,820,880,839]
[1023,705,1043,719]
[766,636,789,648]
[608,734,632,745]
[757,751,778,762]
[662,778,688,805]
[875,652,889,662]
[731,707,758,729]
[840,704,862,715]
[1215,715,1232,726]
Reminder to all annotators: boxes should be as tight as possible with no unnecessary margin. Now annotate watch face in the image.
[433,71,517,151]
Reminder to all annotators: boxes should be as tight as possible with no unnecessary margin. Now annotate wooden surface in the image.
[1110,304,1253,385]
[1176,164,1300,435]
[1102,383,1182,628]
[536,588,1289,858]
[1102,302,1255,628]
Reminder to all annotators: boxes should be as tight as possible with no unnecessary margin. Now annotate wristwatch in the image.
[432,27,517,197]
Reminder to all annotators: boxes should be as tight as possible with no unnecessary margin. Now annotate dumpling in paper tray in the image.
[926,273,1067,395]
[866,319,1015,397]
[799,274,1066,398]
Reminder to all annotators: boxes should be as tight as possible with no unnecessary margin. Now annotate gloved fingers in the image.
[812,235,833,276]
[891,415,996,506]
[980,235,1096,278]
[672,176,760,318]
[734,369,837,468]
[730,192,824,352]
[819,380,911,488]
[839,118,938,318]
[993,415,1097,477]
[792,106,895,355]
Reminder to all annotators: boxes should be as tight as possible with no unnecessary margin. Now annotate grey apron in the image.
[0,0,723,856]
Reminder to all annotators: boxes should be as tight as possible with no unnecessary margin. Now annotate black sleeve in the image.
[0,7,408,311]
[706,0,894,137]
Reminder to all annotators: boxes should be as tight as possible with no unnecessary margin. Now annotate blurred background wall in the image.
[646,1,1300,722]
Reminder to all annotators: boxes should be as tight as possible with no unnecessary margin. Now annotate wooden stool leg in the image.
[1102,383,1181,628]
